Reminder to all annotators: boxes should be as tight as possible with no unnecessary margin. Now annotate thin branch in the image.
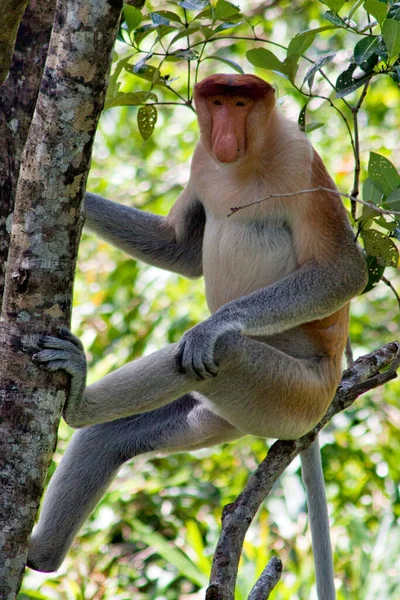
[248,557,283,600]
[206,342,400,600]
[350,81,370,219]
[227,186,400,217]
[345,336,354,367]
[381,276,400,310]
[295,85,355,147]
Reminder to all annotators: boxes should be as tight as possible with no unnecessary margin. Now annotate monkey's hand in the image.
[175,319,240,380]
[33,328,87,416]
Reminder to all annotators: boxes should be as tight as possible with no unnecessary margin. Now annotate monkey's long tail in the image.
[300,437,336,600]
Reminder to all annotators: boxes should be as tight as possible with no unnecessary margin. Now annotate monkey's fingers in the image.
[175,340,218,380]
[57,327,84,351]
[33,347,82,376]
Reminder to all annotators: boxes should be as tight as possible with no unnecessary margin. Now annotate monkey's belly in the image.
[203,219,296,312]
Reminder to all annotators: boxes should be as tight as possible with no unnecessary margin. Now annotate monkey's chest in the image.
[202,218,297,313]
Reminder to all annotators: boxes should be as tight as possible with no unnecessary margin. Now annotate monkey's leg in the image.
[27,395,241,573]
[36,331,333,439]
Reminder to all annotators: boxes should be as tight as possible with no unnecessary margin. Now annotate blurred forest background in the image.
[21,0,399,598]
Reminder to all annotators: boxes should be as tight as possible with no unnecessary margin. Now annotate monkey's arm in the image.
[176,225,368,379]
[84,189,205,278]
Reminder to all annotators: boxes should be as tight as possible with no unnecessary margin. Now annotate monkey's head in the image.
[194,74,275,164]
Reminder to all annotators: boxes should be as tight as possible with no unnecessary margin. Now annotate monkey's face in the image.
[206,95,254,163]
[194,74,276,164]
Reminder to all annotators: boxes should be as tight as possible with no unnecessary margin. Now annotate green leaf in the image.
[287,31,316,56]
[247,48,285,72]
[382,18,400,57]
[134,24,156,45]
[303,54,336,89]
[368,152,400,195]
[283,53,299,82]
[388,3,400,21]
[130,518,208,586]
[363,177,384,204]
[375,217,398,231]
[127,62,169,87]
[133,52,153,72]
[354,36,379,64]
[122,5,142,32]
[359,51,380,74]
[106,56,132,100]
[171,24,203,42]
[203,54,244,73]
[383,187,400,211]
[321,0,346,11]
[363,255,385,292]
[213,19,244,33]
[150,12,170,25]
[148,10,183,23]
[305,122,324,132]
[178,0,209,10]
[195,6,213,18]
[247,48,298,81]
[214,0,241,20]
[298,102,308,131]
[362,229,399,267]
[295,25,339,35]
[335,63,372,97]
[391,64,400,82]
[324,10,347,26]
[104,90,157,110]
[363,0,388,26]
[137,105,158,140]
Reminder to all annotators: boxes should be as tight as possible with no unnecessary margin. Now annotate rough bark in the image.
[0,0,56,310]
[0,0,122,596]
[206,342,400,600]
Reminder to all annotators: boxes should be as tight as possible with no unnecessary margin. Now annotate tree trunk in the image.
[0,0,122,596]
[0,0,55,309]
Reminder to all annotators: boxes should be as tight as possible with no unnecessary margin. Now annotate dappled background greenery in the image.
[21,0,399,598]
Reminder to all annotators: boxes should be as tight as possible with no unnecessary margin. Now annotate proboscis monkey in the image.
[28,74,367,599]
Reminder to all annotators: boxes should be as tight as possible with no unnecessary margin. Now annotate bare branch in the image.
[345,336,354,367]
[206,342,399,599]
[228,187,400,217]
[248,557,283,600]
[382,276,400,310]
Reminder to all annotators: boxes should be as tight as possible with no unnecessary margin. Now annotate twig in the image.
[382,276,400,310]
[350,81,370,219]
[248,557,283,600]
[228,186,400,217]
[206,342,400,600]
[345,336,354,367]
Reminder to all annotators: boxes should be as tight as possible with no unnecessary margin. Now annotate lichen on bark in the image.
[0,0,123,595]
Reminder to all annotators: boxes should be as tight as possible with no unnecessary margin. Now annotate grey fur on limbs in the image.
[27,394,241,572]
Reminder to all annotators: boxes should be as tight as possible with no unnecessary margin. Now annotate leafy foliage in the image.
[103,0,400,289]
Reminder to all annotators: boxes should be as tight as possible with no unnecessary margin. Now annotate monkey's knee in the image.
[27,532,65,572]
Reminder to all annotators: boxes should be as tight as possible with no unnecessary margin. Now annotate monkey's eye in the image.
[213,100,222,106]
[236,101,246,107]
